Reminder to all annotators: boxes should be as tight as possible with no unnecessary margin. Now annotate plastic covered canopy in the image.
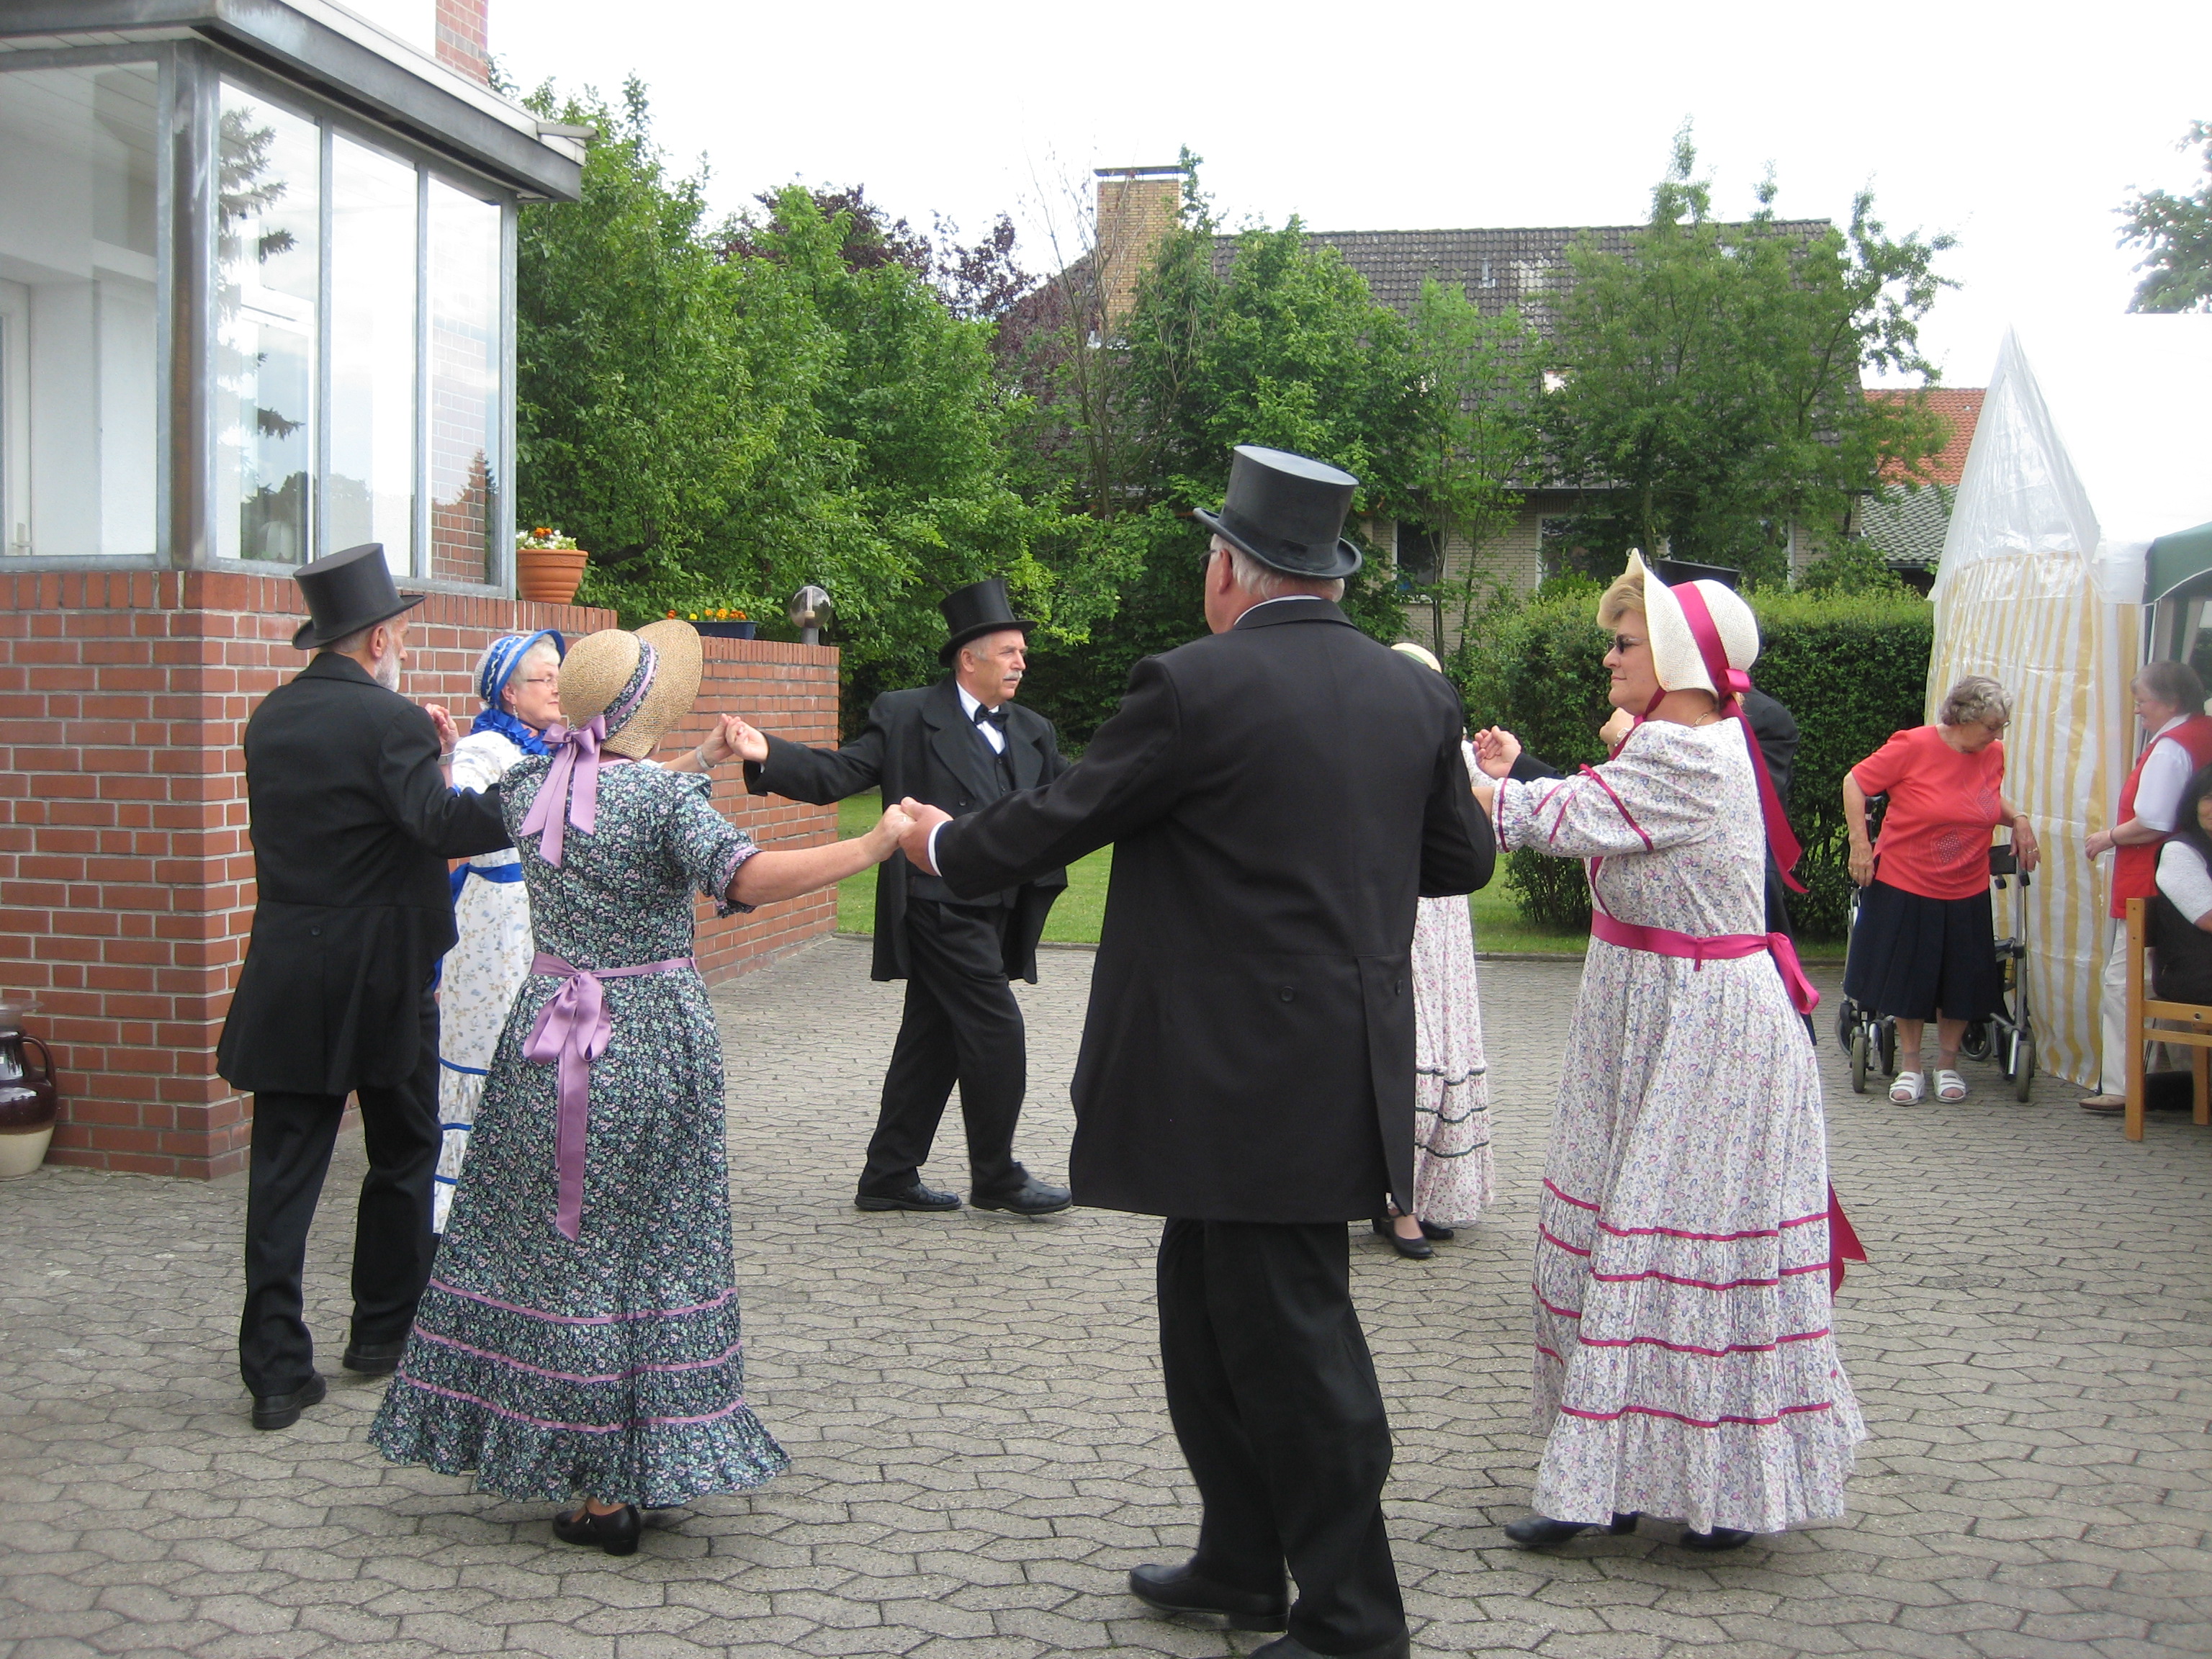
[2146,521,2212,606]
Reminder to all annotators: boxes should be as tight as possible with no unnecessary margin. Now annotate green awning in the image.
[2146,521,2212,604]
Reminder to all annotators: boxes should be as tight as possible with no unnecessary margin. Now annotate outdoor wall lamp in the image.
[788,585,832,646]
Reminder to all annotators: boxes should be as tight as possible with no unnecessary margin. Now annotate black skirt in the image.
[1843,878,2001,1022]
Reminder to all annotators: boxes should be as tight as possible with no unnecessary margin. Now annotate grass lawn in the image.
[833,797,1583,953]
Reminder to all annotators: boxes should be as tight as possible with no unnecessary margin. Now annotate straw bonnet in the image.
[556,619,703,760]
[1627,550,1761,697]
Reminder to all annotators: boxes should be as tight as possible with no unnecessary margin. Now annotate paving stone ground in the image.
[4,936,2209,1658]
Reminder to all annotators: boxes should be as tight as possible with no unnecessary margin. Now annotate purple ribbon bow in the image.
[517,715,606,867]
[522,951,696,1240]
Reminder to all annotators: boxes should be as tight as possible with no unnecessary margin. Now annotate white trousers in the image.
[2099,922,2131,1096]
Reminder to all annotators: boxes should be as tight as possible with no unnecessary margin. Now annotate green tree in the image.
[2120,120,2212,314]
[1401,278,1534,660]
[1539,127,1954,585]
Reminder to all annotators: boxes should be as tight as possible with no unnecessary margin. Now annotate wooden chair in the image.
[2123,896,2212,1141]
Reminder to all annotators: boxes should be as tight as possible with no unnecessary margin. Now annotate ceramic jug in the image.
[0,1000,57,1178]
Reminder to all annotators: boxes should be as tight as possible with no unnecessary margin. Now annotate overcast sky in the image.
[494,0,2210,390]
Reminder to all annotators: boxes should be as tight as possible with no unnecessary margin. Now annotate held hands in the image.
[897,797,952,874]
[1470,726,1521,780]
[424,703,459,755]
[868,801,918,862]
[1598,708,1635,750]
[697,714,767,768]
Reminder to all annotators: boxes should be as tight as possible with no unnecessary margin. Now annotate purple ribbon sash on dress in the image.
[517,716,606,868]
[521,951,696,1240]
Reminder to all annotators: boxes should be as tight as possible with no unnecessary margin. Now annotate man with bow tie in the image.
[729,578,1073,1215]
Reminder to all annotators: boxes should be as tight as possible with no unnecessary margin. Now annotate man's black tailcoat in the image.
[743,677,1069,982]
[932,601,1495,1223]
[217,652,509,1095]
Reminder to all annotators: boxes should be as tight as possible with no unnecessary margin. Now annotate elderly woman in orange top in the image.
[1842,675,2039,1106]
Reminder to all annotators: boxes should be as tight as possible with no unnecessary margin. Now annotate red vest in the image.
[2112,712,2212,917]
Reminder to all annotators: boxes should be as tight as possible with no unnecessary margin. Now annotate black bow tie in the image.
[973,703,1007,730]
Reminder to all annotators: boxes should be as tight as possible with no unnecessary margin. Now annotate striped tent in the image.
[1928,323,2212,1087]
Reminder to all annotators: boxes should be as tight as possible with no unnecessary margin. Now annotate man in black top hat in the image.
[728,577,1074,1215]
[897,447,1493,1659]
[217,544,509,1430]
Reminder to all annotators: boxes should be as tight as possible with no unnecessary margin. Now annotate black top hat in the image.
[290,544,423,651]
[1651,557,1742,590]
[1193,445,1363,580]
[939,577,1035,666]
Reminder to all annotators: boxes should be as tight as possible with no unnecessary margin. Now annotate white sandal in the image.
[1934,1069,1967,1102]
[1890,1071,1926,1104]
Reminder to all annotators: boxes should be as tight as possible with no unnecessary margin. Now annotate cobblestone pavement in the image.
[4,937,2209,1658]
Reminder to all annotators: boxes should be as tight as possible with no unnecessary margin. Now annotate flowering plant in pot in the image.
[515,527,588,605]
[670,605,757,640]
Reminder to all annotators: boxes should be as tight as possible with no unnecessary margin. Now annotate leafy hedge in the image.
[1457,588,1933,940]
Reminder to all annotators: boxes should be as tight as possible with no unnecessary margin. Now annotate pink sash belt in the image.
[522,951,697,1241]
[1588,908,1820,1016]
[1587,910,1866,1292]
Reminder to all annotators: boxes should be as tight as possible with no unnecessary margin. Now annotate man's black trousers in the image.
[859,899,1024,1197]
[237,983,440,1398]
[1158,1218,1406,1656]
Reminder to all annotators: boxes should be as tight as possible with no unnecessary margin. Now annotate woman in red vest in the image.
[2079,660,2212,1113]
[1843,676,2041,1105]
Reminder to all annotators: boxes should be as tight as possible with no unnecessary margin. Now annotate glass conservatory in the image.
[0,1,582,590]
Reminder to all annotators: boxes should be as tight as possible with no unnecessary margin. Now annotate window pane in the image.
[216,84,318,565]
[0,64,160,558]
[427,179,500,584]
[328,137,416,571]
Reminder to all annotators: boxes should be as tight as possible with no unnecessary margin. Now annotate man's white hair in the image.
[1220,540,1345,603]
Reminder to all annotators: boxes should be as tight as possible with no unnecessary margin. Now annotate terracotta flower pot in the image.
[516,546,589,605]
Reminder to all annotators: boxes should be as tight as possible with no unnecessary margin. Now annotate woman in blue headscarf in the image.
[435,631,570,1230]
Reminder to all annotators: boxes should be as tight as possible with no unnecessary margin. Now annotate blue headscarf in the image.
[469,629,565,756]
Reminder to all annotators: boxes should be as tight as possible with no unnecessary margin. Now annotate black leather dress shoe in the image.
[970,1174,1072,1215]
[1418,1220,1455,1241]
[552,1503,642,1556]
[251,1372,327,1431]
[1128,1561,1287,1632]
[341,1339,407,1377]
[854,1179,961,1212]
[1504,1511,1640,1546]
[1250,1632,1411,1659]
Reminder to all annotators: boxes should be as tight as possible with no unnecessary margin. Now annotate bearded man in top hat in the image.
[724,578,1073,1215]
[217,544,511,1430]
[896,448,1495,1659]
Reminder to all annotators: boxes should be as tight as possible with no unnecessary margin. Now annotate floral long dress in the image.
[372,758,790,1508]
[1406,742,1496,1228]
[1494,719,1864,1534]
[433,729,534,1233]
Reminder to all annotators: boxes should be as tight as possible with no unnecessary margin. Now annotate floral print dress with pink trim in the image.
[371,758,786,1507]
[1495,719,1864,1534]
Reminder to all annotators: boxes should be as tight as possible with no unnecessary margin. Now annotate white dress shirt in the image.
[956,682,1007,754]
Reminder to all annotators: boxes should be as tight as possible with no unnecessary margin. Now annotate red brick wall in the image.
[0,572,838,1179]
[434,0,491,84]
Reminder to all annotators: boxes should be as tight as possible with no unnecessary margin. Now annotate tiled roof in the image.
[1858,482,1956,566]
[1219,220,1837,335]
[1866,387,1984,486]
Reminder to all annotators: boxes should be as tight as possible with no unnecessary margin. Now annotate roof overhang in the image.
[0,0,583,201]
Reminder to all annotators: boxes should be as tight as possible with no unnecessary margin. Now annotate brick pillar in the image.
[435,0,491,85]
[0,577,838,1179]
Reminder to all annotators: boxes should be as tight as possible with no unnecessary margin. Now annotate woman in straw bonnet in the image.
[1471,554,1863,1552]
[1374,641,1496,1260]
[374,621,914,1552]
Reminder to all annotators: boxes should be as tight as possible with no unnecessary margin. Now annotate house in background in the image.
[1083,168,1846,636]
[1853,387,1984,593]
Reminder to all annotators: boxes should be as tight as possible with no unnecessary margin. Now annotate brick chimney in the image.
[1094,166,1186,329]
[436,0,491,85]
